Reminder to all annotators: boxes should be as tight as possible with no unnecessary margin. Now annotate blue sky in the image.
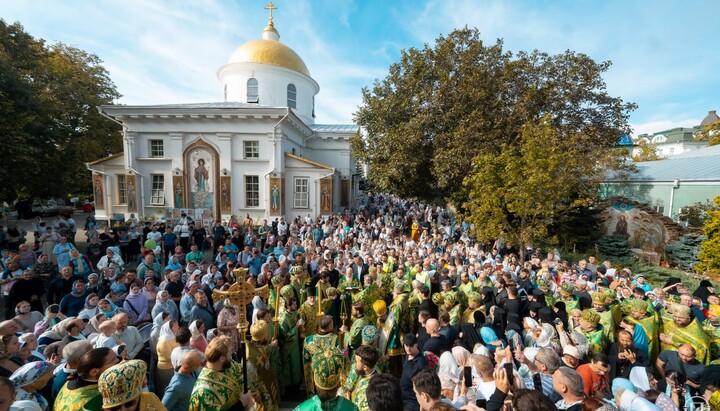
[3,0,719,136]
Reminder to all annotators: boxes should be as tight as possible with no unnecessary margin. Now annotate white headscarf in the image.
[159,321,175,342]
[438,351,460,390]
[629,366,651,391]
[189,320,204,341]
[251,296,268,324]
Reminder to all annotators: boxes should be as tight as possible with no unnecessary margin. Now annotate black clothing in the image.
[503,298,521,316]
[609,343,649,379]
[439,324,459,347]
[423,335,449,357]
[48,277,74,305]
[400,354,428,411]
[8,277,45,313]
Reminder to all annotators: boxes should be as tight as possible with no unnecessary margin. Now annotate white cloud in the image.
[629,119,700,137]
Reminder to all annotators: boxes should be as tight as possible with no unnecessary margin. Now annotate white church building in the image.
[88,8,360,224]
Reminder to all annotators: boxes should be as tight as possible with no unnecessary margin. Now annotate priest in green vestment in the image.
[279,287,303,391]
[660,304,713,365]
[348,345,379,411]
[592,292,616,344]
[578,309,607,358]
[625,299,659,361]
[294,348,358,411]
[249,320,280,411]
[344,301,369,360]
[303,315,340,397]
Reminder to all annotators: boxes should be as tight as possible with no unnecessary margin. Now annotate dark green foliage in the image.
[0,20,121,200]
[596,234,632,259]
[665,234,706,272]
[548,204,604,252]
[678,200,718,227]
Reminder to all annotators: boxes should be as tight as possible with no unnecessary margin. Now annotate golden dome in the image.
[227,24,311,77]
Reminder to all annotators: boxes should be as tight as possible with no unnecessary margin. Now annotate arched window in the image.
[247,78,259,103]
[287,83,297,109]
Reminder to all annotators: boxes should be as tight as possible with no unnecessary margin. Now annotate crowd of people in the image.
[0,193,719,411]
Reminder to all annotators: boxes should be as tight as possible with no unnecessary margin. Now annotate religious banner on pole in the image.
[320,177,333,214]
[269,174,282,216]
[126,175,137,213]
[93,174,104,210]
[220,176,232,214]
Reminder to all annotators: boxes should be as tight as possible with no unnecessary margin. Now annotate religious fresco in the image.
[93,174,104,210]
[269,174,282,216]
[220,176,232,213]
[187,146,216,213]
[601,200,669,252]
[126,175,137,213]
[172,175,184,208]
[320,177,333,214]
[340,179,350,207]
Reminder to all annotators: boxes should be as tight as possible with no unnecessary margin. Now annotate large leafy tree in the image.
[696,195,720,276]
[0,20,121,200]
[694,120,720,146]
[353,28,635,256]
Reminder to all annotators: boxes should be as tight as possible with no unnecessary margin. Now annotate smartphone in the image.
[533,373,542,391]
[504,362,514,382]
[463,366,473,387]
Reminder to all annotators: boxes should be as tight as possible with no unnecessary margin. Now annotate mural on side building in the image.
[126,175,137,213]
[601,200,669,252]
[269,174,282,216]
[220,176,232,214]
[320,177,332,214]
[188,147,215,213]
[172,175,184,208]
[93,174,104,210]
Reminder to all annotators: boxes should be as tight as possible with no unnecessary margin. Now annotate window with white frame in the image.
[149,139,164,157]
[116,175,127,204]
[244,141,259,159]
[245,175,259,207]
[247,78,259,103]
[294,177,309,208]
[150,175,165,205]
[287,83,297,109]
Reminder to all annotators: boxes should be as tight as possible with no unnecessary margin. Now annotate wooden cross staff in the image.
[212,269,269,391]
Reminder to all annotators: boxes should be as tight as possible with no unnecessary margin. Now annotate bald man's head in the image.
[425,319,440,335]
[0,320,19,336]
[179,350,203,374]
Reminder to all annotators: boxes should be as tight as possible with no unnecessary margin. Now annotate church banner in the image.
[220,176,232,214]
[320,177,332,214]
[269,175,282,216]
[93,174,104,210]
[126,175,137,213]
[172,175,184,209]
[340,179,349,207]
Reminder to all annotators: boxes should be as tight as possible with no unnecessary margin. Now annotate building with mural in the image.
[87,7,359,223]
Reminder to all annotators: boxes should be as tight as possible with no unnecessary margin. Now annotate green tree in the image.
[694,120,720,146]
[353,27,635,210]
[0,20,121,200]
[632,140,664,162]
[696,195,720,275]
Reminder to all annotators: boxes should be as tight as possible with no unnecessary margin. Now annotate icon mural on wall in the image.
[340,179,349,207]
[220,176,232,214]
[93,174,104,210]
[603,200,668,252]
[187,147,215,213]
[269,174,282,216]
[172,175,184,208]
[320,177,332,214]
[126,175,137,213]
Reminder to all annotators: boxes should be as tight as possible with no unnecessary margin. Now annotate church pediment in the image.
[284,152,333,170]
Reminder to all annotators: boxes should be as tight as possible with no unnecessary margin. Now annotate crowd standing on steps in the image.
[0,193,719,411]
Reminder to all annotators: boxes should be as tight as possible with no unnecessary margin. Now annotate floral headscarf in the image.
[10,361,52,410]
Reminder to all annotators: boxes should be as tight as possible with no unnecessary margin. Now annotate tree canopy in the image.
[352,27,635,254]
[696,195,720,276]
[0,20,121,200]
[694,120,720,146]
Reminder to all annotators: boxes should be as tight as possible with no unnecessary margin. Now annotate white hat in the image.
[563,345,582,360]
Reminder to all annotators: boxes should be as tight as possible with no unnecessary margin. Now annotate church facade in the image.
[88,12,360,224]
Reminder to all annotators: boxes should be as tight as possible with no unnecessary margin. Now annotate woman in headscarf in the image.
[18,334,45,363]
[97,298,119,319]
[155,319,179,395]
[553,301,569,330]
[9,361,55,410]
[1,334,22,377]
[189,319,208,352]
[693,280,714,305]
[479,325,504,355]
[123,284,150,326]
[250,295,268,324]
[142,277,158,313]
[68,248,92,281]
[458,310,484,352]
[663,277,683,297]
[481,287,496,317]
[12,301,44,333]
[532,289,548,308]
[437,351,460,402]
[217,299,240,352]
[616,388,662,411]
[78,293,99,319]
[505,312,524,351]
[490,307,506,341]
[522,317,541,348]
[151,290,179,321]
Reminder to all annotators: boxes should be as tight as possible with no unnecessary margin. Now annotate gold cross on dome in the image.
[265,2,278,21]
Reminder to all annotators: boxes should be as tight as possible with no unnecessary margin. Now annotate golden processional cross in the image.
[212,267,269,391]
